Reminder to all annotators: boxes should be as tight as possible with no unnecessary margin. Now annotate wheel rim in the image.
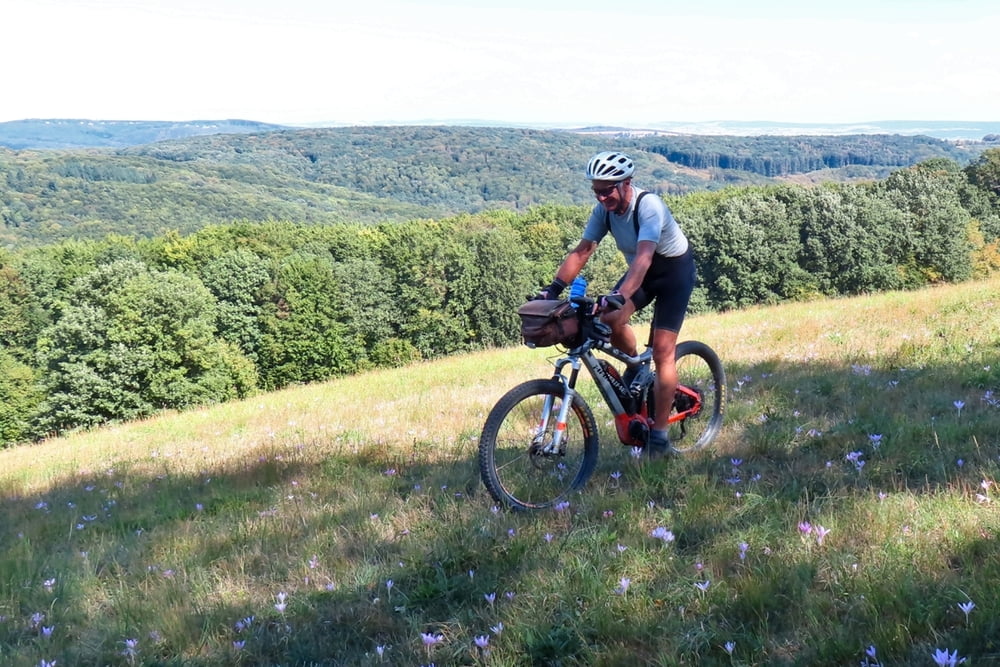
[668,347,724,453]
[490,391,590,508]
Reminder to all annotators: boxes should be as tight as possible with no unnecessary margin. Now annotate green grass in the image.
[2,277,1000,666]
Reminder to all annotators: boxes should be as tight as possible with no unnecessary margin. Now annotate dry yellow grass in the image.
[0,346,553,495]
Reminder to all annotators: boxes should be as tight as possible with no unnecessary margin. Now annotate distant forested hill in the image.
[638,134,980,177]
[0,119,288,149]
[0,124,990,247]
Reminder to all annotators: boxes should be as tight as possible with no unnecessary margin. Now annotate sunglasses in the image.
[592,183,619,198]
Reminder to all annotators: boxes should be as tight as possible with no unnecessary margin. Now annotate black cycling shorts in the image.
[615,247,696,333]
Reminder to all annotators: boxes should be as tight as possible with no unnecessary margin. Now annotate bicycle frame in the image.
[538,333,705,452]
[480,295,725,509]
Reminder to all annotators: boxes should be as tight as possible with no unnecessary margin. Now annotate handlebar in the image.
[568,293,625,314]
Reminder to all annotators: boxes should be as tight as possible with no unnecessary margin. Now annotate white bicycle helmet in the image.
[585,151,634,181]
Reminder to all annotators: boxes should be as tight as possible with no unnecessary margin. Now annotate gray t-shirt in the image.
[582,188,688,264]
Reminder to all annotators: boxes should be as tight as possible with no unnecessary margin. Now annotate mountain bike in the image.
[479,294,725,510]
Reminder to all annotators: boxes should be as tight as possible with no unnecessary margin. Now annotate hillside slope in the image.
[1,277,998,664]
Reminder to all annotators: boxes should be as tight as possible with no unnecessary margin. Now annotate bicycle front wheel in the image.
[668,340,726,454]
[479,378,599,510]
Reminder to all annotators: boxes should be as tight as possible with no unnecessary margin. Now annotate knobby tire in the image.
[479,379,599,510]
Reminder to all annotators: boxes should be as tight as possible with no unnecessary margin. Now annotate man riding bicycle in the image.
[537,151,696,459]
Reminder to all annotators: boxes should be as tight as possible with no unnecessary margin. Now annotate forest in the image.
[2,126,992,247]
[1,131,999,448]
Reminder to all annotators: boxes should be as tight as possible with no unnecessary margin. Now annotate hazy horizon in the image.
[4,117,998,142]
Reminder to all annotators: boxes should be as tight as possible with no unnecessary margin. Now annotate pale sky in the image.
[2,0,998,126]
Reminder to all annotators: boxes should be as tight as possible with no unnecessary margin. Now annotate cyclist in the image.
[537,151,696,459]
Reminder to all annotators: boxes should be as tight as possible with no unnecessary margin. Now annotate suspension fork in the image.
[537,358,582,454]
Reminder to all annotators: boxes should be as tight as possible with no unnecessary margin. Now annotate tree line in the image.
[639,134,978,178]
[1,150,998,447]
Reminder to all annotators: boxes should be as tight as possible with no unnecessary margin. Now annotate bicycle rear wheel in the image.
[667,340,726,454]
[479,378,599,510]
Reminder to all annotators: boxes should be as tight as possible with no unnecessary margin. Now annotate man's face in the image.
[592,180,622,211]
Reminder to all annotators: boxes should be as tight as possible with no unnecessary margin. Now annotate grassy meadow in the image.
[2,277,1000,666]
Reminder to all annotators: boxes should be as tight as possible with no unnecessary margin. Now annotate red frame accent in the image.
[612,384,703,446]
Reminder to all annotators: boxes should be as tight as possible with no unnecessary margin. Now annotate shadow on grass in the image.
[1,434,536,665]
[2,354,999,665]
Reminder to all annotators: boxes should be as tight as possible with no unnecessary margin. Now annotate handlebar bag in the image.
[517,299,580,348]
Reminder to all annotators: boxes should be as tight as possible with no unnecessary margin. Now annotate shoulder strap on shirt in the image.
[605,190,651,235]
[632,191,650,235]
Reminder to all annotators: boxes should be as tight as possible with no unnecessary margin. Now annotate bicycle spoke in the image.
[479,379,598,510]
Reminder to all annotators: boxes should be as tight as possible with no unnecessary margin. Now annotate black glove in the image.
[532,278,567,301]
[600,292,626,310]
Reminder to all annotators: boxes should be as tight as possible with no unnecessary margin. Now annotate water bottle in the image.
[569,275,588,302]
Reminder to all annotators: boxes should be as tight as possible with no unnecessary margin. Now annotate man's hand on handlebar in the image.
[599,292,626,311]
[529,278,568,301]
[529,288,553,301]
